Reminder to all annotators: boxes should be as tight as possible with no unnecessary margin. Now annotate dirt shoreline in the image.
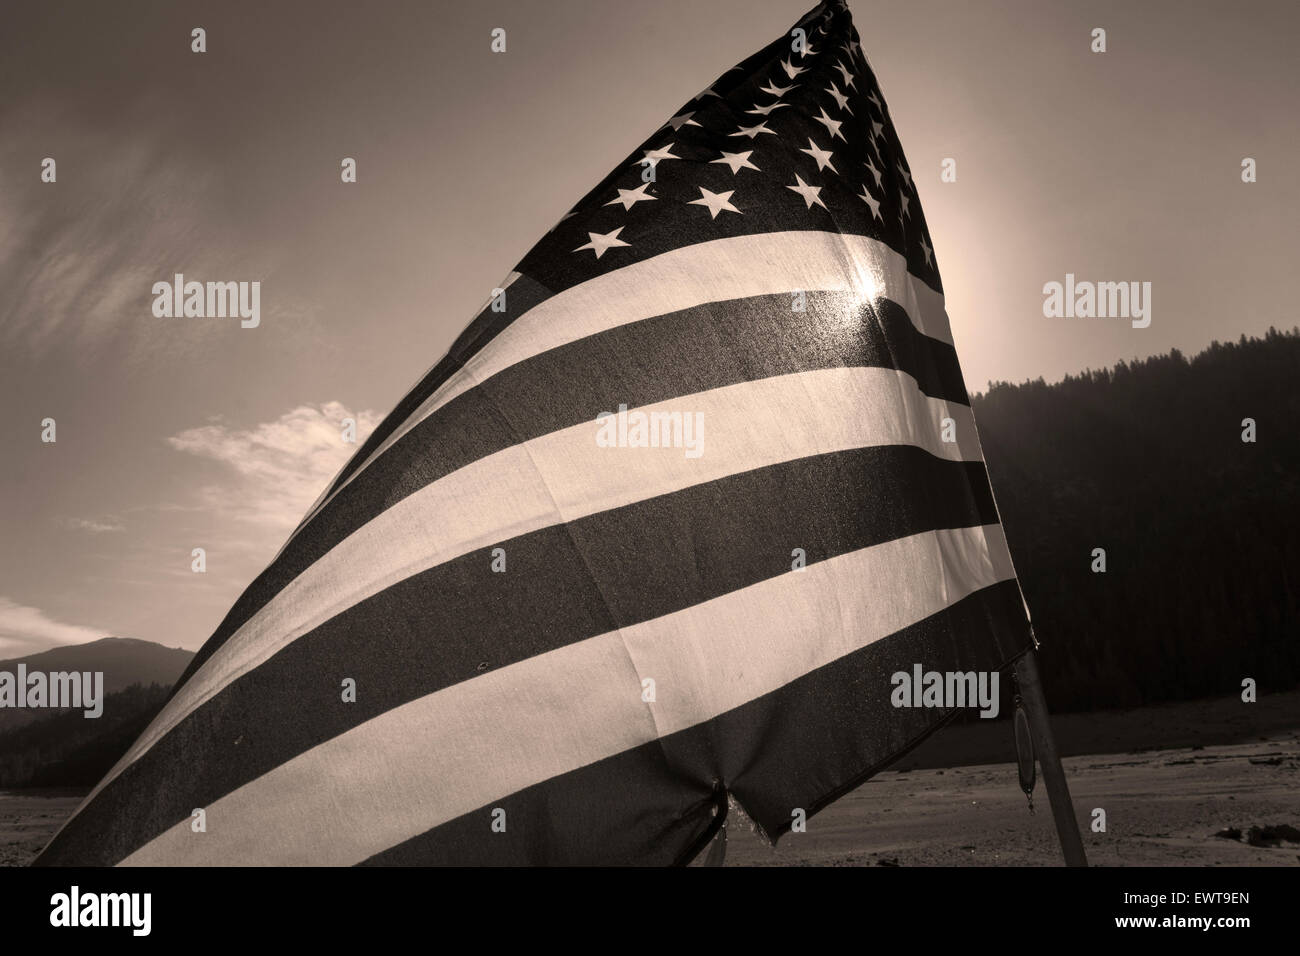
[4,693,1297,867]
[726,733,1299,866]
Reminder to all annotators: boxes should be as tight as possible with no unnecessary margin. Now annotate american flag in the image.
[37,0,1033,866]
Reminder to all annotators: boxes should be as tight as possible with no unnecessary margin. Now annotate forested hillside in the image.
[0,683,171,788]
[974,327,1300,712]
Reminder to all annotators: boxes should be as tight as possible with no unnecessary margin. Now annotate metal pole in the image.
[1014,650,1088,866]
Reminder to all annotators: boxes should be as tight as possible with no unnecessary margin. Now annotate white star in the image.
[640,145,680,168]
[730,121,776,139]
[604,183,656,211]
[900,192,911,218]
[798,41,819,58]
[663,111,700,131]
[780,58,806,80]
[813,107,845,142]
[868,90,883,113]
[858,185,882,221]
[865,157,884,187]
[834,61,857,89]
[689,187,742,219]
[919,235,933,266]
[800,137,838,174]
[871,119,886,140]
[758,80,796,98]
[574,227,630,259]
[695,86,721,99]
[710,149,760,174]
[787,174,826,210]
[746,101,788,116]
[824,82,853,114]
[896,161,913,188]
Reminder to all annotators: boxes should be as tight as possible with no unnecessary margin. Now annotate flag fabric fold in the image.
[37,0,1033,867]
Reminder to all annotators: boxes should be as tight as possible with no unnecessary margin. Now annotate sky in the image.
[1,0,1297,654]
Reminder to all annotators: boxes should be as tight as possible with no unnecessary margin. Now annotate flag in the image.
[37,0,1033,867]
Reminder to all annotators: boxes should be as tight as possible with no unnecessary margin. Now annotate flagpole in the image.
[1013,650,1088,866]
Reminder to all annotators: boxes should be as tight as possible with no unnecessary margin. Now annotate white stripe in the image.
[74,366,979,818]
[121,522,1014,866]
[289,230,952,545]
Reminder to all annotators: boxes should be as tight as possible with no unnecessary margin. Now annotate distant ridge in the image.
[0,637,193,732]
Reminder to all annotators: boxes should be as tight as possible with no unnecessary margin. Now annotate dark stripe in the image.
[361,579,1030,865]
[173,289,970,693]
[36,447,996,865]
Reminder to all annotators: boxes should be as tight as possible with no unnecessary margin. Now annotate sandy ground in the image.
[724,731,1300,866]
[4,718,1297,867]
[0,789,84,867]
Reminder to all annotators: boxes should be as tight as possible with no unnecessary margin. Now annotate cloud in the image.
[0,104,220,362]
[0,597,111,657]
[57,516,125,534]
[167,401,380,533]
[0,97,323,369]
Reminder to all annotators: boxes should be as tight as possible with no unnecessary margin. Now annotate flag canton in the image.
[520,0,940,297]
